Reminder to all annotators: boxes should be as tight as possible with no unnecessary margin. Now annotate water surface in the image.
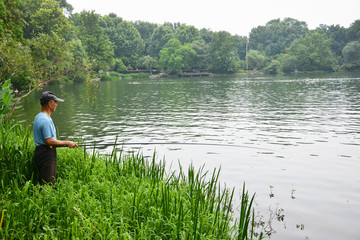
[16,73,360,239]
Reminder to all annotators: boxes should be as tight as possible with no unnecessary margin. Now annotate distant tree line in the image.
[1,0,360,91]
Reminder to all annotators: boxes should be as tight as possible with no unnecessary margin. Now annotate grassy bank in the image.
[0,120,263,239]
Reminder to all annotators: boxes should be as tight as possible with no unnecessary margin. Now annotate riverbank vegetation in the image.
[0,116,264,239]
[1,1,360,92]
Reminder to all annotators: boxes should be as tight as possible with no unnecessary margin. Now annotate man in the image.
[33,91,78,185]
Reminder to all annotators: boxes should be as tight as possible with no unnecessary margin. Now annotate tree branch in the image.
[6,79,52,119]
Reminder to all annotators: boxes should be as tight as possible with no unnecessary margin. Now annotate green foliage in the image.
[237,183,261,240]
[112,21,145,68]
[0,0,25,40]
[66,38,92,83]
[137,55,157,72]
[264,60,281,75]
[0,80,16,118]
[249,18,309,56]
[191,40,210,70]
[0,120,35,187]
[159,38,196,74]
[342,41,360,63]
[55,0,74,15]
[112,58,127,72]
[133,20,158,55]
[317,24,348,57]
[22,0,70,39]
[99,72,121,81]
[347,19,360,42]
[286,32,336,71]
[342,41,360,71]
[71,10,114,71]
[0,35,33,90]
[234,35,248,60]
[246,50,266,70]
[149,25,173,58]
[209,31,240,73]
[175,25,201,44]
[280,54,297,73]
[199,28,213,43]
[29,32,74,83]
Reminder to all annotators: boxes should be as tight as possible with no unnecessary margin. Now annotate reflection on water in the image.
[16,73,360,240]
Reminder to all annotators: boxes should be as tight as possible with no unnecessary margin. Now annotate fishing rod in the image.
[76,142,272,151]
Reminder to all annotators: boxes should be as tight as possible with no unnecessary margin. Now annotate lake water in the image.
[16,73,360,239]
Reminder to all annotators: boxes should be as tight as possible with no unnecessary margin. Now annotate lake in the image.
[16,72,360,239]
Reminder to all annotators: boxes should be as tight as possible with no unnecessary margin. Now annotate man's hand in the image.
[45,137,78,148]
[66,141,78,148]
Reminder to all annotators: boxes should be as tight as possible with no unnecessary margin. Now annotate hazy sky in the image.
[67,0,360,36]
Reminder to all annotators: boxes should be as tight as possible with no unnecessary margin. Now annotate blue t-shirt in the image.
[33,112,56,146]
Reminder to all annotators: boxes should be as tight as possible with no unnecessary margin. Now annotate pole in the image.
[76,142,272,151]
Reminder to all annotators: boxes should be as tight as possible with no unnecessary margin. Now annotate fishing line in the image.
[77,142,273,151]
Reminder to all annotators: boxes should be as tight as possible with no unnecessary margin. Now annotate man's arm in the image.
[45,137,78,148]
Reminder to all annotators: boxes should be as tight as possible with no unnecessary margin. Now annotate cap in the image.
[40,91,64,105]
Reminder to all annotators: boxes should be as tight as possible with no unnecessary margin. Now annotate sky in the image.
[67,0,360,36]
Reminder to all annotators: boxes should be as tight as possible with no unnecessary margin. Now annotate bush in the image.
[264,60,281,74]
[109,71,120,77]
[99,72,120,81]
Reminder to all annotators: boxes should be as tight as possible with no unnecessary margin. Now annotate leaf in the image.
[3,92,11,105]
[2,79,11,90]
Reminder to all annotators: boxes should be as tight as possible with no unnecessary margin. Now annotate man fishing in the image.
[33,91,78,185]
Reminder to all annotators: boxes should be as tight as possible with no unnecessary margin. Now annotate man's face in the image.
[48,100,57,112]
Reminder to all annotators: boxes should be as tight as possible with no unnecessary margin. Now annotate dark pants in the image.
[34,145,57,185]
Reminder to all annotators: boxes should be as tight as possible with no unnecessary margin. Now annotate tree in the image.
[71,11,114,71]
[0,35,33,89]
[99,13,123,51]
[0,0,25,40]
[6,32,74,118]
[286,32,336,71]
[112,21,145,69]
[191,40,210,70]
[22,0,70,39]
[246,50,265,70]
[280,54,297,73]
[342,41,360,71]
[137,55,157,73]
[66,38,92,83]
[249,18,309,56]
[159,38,195,74]
[317,24,348,57]
[133,21,158,55]
[149,25,173,58]
[209,31,240,73]
[347,19,360,42]
[112,58,127,72]
[54,0,73,16]
[199,28,213,43]
[234,35,247,60]
[264,60,280,74]
[175,25,201,44]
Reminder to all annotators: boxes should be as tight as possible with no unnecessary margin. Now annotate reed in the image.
[0,120,264,239]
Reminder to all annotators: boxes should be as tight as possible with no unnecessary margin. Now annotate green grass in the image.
[0,120,263,239]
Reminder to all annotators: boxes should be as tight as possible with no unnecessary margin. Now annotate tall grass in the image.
[0,120,37,189]
[0,120,263,239]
